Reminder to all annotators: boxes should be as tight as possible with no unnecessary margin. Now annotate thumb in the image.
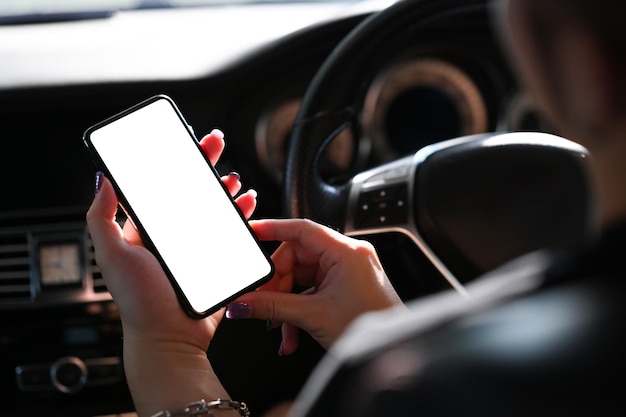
[227,290,340,351]
[86,172,125,262]
[225,290,318,331]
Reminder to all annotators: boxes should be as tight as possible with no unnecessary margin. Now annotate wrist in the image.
[122,335,231,417]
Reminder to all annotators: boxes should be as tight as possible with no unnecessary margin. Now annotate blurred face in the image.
[502,0,566,134]
[499,0,623,152]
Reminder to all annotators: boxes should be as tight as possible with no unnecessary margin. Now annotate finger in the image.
[199,129,225,166]
[227,290,320,333]
[85,172,126,261]
[251,219,344,288]
[234,189,257,220]
[279,323,300,356]
[256,258,294,293]
[266,240,319,289]
[220,172,242,196]
[122,217,144,246]
[251,219,360,287]
[250,218,349,256]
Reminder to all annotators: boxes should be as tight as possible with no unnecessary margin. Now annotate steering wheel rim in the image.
[283,0,489,228]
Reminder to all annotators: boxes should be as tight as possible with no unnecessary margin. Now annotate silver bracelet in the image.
[151,398,250,417]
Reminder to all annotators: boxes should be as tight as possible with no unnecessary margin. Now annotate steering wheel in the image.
[284,0,593,293]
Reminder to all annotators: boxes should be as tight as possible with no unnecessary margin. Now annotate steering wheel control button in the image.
[51,356,87,394]
[355,184,408,229]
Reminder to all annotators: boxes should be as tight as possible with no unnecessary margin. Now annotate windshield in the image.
[0,0,359,23]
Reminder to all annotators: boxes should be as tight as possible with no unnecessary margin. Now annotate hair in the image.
[564,0,626,56]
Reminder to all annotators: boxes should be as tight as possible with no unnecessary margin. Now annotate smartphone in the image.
[83,94,274,319]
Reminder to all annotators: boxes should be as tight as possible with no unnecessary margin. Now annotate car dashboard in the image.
[0,1,550,416]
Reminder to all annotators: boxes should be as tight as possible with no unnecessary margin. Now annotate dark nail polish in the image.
[228,171,240,179]
[225,302,251,319]
[94,171,104,194]
[278,341,284,356]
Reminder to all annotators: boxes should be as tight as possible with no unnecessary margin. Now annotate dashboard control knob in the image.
[50,356,87,394]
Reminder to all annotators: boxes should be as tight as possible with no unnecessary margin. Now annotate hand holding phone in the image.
[83,95,274,318]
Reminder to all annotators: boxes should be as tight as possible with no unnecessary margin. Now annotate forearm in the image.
[123,334,236,417]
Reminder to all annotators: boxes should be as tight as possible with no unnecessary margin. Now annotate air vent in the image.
[0,233,32,300]
[86,234,108,293]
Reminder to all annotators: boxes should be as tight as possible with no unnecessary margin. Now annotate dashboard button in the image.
[15,365,51,390]
[51,356,87,394]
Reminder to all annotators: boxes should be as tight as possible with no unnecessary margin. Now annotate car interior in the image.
[0,0,594,416]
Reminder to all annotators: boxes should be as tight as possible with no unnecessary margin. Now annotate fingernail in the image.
[225,302,251,319]
[228,171,240,180]
[265,320,273,331]
[247,189,258,198]
[278,341,285,357]
[94,171,104,194]
[210,128,224,140]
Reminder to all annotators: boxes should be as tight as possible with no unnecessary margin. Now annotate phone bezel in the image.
[83,94,274,319]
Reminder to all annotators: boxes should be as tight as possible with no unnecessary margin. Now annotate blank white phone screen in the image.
[88,98,272,315]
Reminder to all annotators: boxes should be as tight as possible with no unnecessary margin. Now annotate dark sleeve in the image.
[294,275,624,417]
